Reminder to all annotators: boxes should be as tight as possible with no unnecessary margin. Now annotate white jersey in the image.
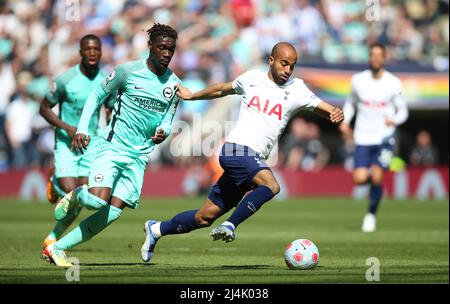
[226,69,321,159]
[343,70,408,146]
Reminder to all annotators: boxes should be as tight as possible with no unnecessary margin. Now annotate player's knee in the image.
[59,182,75,194]
[370,169,384,185]
[370,176,383,185]
[353,177,367,185]
[353,174,368,185]
[255,172,280,195]
[194,212,215,227]
[265,182,280,196]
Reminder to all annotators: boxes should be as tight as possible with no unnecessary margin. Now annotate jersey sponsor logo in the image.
[163,87,174,99]
[363,100,387,108]
[135,97,167,113]
[247,96,283,120]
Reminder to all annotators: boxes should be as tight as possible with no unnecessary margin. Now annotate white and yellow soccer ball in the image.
[284,239,319,270]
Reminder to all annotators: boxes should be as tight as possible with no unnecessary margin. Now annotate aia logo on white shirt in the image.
[247,96,283,120]
[363,100,387,108]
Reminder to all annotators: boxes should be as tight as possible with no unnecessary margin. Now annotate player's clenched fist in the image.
[71,133,90,155]
[329,107,344,124]
[151,129,167,144]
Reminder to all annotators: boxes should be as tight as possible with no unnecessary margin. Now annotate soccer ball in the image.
[284,239,319,270]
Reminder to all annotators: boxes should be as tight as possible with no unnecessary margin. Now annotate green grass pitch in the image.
[0,197,448,283]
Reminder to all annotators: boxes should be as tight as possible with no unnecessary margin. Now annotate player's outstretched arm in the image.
[313,101,344,124]
[176,82,236,101]
[39,97,77,138]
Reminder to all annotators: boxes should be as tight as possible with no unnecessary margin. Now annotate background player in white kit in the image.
[140,42,344,262]
[339,42,409,233]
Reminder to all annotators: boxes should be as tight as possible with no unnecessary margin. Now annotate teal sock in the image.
[55,205,122,250]
[48,206,83,239]
[75,186,108,210]
[52,175,67,198]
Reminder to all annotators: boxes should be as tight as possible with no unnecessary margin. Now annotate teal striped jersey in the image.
[46,64,110,144]
[77,59,181,155]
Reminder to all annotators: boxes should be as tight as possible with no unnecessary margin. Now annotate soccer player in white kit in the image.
[339,43,408,233]
[141,42,344,262]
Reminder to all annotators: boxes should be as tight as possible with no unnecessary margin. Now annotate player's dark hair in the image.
[147,23,178,43]
[80,34,101,48]
[369,42,386,54]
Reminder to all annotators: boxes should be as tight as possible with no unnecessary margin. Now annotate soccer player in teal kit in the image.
[39,34,114,259]
[44,24,181,267]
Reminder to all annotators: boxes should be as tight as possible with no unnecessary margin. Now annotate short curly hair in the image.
[369,42,386,55]
[80,34,101,48]
[147,23,178,43]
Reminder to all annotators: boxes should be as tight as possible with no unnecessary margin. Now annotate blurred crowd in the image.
[0,0,448,175]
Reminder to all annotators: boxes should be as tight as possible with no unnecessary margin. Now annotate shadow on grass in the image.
[77,263,271,269]
[80,262,155,267]
[220,265,271,270]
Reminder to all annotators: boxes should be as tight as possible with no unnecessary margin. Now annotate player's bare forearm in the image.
[39,98,76,137]
[314,101,344,124]
[176,82,235,100]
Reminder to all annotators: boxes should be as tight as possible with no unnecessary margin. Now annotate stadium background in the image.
[0,0,448,199]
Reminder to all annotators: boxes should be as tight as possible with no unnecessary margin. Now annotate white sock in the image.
[222,221,235,230]
[151,221,162,238]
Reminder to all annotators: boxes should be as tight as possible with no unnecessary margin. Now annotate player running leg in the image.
[363,139,394,232]
[48,148,147,266]
[46,167,59,204]
[140,199,226,262]
[210,169,279,242]
[43,176,84,255]
[43,144,91,249]
[46,187,123,266]
[141,174,246,262]
[353,145,388,232]
[369,166,384,213]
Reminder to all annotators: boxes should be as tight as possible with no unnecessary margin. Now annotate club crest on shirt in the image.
[104,70,115,85]
[163,87,174,99]
[94,174,104,183]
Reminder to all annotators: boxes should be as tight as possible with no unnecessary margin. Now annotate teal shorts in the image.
[54,136,101,178]
[88,139,148,209]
